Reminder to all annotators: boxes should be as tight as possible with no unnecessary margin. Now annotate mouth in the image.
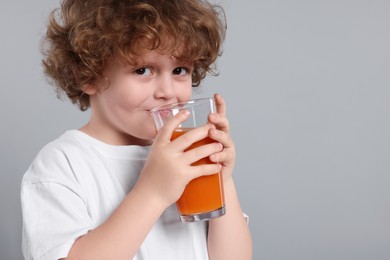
[151,108,172,119]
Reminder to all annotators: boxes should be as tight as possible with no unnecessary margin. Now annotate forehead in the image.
[117,35,193,65]
[128,50,193,66]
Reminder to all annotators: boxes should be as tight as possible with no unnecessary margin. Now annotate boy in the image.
[21,0,252,259]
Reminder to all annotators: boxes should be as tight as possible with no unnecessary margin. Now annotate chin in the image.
[136,130,158,145]
[145,133,158,143]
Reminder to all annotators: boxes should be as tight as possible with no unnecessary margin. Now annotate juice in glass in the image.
[151,97,226,222]
[171,129,225,221]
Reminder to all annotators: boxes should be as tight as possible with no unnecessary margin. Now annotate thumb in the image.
[155,110,190,142]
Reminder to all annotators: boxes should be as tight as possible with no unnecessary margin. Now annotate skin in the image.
[63,51,252,259]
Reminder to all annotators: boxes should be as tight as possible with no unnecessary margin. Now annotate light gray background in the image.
[1,0,389,259]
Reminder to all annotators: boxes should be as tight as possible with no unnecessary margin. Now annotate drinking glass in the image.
[151,98,226,222]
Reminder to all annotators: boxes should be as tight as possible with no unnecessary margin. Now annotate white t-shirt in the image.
[21,130,209,260]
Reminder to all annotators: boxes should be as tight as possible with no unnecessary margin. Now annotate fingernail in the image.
[182,110,190,116]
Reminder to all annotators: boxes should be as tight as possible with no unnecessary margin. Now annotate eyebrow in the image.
[131,57,194,68]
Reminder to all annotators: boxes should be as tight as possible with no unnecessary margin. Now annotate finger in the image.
[183,141,223,164]
[188,163,222,179]
[172,124,214,151]
[208,127,236,166]
[214,93,226,116]
[209,149,234,165]
[156,110,190,141]
[208,127,232,148]
[208,113,230,132]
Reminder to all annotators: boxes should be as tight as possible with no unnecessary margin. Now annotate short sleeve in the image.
[21,181,92,260]
[243,212,249,225]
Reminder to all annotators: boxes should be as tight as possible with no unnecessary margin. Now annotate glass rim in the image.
[150,97,214,112]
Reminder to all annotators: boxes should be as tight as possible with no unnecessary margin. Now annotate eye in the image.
[172,67,189,76]
[134,67,153,76]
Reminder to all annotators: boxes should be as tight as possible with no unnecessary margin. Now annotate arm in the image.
[65,111,223,260]
[64,185,167,259]
[207,179,252,260]
[207,94,253,260]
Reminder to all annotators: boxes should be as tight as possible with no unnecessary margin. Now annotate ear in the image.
[82,83,97,95]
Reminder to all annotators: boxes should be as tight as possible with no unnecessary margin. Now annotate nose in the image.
[154,74,176,100]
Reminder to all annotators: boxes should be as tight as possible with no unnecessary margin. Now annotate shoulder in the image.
[21,130,86,186]
[20,131,94,260]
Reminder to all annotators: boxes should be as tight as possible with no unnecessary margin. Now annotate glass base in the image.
[179,206,226,222]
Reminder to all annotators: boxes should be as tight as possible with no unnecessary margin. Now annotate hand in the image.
[208,93,236,183]
[134,110,223,207]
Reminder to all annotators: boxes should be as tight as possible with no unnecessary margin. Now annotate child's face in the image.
[86,51,193,145]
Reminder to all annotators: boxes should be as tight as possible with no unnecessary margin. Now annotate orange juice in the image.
[171,129,225,216]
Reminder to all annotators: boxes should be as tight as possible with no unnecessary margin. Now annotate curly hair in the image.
[41,0,226,111]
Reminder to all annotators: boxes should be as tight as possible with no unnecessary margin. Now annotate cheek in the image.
[114,85,147,109]
[176,83,193,101]
[138,114,159,140]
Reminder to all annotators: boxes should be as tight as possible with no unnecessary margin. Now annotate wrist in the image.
[130,182,171,213]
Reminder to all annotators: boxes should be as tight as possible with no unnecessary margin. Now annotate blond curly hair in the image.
[42,0,226,111]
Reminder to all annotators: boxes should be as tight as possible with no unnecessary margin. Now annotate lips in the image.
[152,108,172,120]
